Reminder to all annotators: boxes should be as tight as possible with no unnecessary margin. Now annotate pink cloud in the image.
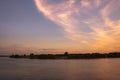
[34,0,120,52]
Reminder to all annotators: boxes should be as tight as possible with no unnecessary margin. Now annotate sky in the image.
[0,0,120,54]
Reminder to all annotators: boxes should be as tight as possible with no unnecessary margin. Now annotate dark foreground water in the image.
[0,57,120,80]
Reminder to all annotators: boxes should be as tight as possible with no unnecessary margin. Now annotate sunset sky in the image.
[0,0,120,54]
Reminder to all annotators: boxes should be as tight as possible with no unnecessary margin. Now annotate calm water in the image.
[0,57,120,80]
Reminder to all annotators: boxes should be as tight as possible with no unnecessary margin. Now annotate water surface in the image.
[0,57,120,80]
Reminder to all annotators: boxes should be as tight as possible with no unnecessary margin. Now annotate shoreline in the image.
[9,52,120,59]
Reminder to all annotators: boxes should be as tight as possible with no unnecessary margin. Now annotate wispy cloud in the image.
[34,0,120,52]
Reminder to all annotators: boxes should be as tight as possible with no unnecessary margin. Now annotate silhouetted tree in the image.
[64,52,68,56]
[30,53,34,59]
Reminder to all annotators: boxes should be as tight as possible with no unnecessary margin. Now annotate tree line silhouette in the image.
[9,52,120,59]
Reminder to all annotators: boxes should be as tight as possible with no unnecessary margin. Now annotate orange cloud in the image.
[34,0,120,53]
